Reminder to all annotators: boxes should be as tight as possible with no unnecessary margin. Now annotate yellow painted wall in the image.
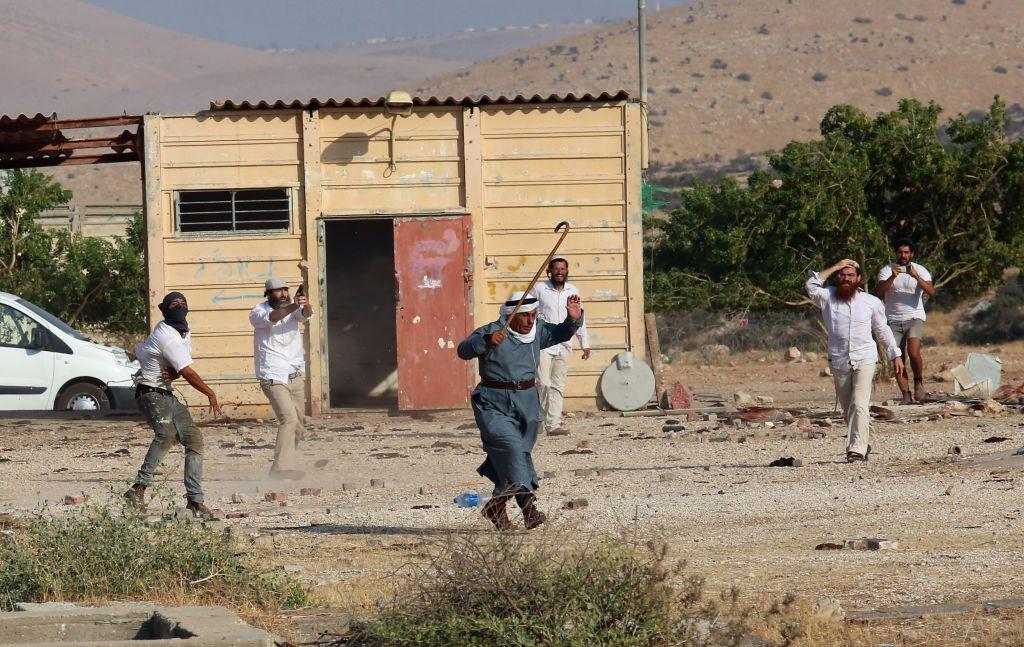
[144,100,644,415]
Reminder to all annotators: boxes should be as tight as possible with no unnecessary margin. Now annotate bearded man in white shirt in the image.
[530,256,590,436]
[806,259,905,463]
[249,277,313,479]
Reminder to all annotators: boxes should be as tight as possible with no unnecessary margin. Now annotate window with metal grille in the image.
[175,188,290,233]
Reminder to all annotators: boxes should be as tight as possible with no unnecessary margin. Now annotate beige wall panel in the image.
[160,286,272,312]
[482,135,622,159]
[161,141,301,166]
[164,236,302,262]
[179,309,268,333]
[321,185,462,214]
[188,356,255,379]
[483,204,625,229]
[161,165,301,189]
[581,325,628,348]
[484,181,623,206]
[319,109,460,135]
[161,113,301,139]
[484,252,624,276]
[323,160,461,184]
[483,156,623,180]
[484,228,624,255]
[165,262,300,288]
[321,138,460,164]
[481,106,624,131]
[188,333,253,359]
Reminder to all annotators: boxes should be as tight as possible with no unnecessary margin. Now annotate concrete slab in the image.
[0,603,279,646]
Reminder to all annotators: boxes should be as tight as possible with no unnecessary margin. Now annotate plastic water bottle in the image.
[453,493,479,507]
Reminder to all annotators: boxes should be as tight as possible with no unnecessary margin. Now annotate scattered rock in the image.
[230,493,246,504]
[820,367,832,377]
[264,492,287,502]
[342,482,359,491]
[314,459,329,468]
[0,512,18,528]
[253,534,275,550]
[870,405,896,420]
[983,436,1010,443]
[573,468,595,477]
[844,538,898,550]
[976,399,1005,414]
[700,344,731,361]
[562,498,589,510]
[662,424,686,433]
[814,597,845,621]
[431,441,463,449]
[804,351,818,362]
[733,391,754,407]
[369,479,386,488]
[541,470,557,479]
[411,504,436,510]
[666,382,693,410]
[768,457,802,468]
[944,485,959,496]
[63,495,84,505]
[754,395,774,406]
[456,422,477,430]
[815,542,844,550]
[576,440,591,449]
[225,512,250,519]
[659,472,676,482]
[785,346,802,362]
[300,487,322,496]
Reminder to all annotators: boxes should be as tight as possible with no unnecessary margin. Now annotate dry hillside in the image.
[420,0,1024,182]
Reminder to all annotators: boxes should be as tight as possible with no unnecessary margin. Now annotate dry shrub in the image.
[0,489,306,614]
[330,526,859,646]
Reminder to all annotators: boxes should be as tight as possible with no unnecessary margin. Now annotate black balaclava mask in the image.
[158,291,189,334]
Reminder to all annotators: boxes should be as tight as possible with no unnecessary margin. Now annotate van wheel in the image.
[56,383,110,411]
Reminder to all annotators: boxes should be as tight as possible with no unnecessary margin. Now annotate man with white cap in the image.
[249,277,313,479]
[530,256,590,436]
[457,290,584,530]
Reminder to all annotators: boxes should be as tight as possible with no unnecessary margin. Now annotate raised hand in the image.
[566,294,583,320]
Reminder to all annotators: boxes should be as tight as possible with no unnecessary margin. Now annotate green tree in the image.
[647,97,1024,311]
[0,170,147,335]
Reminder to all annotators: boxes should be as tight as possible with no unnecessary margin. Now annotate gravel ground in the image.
[2,337,1023,634]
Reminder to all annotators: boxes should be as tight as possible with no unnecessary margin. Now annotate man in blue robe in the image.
[457,291,584,529]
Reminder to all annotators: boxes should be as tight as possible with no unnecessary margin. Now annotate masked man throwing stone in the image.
[125,292,222,517]
[806,260,904,463]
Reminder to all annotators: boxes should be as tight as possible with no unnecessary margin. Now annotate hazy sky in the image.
[86,0,692,49]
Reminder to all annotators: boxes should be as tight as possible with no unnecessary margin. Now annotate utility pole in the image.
[638,0,648,105]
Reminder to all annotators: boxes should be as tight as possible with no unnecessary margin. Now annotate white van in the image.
[0,291,139,411]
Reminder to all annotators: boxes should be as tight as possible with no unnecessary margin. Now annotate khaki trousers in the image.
[260,377,307,471]
[832,361,875,456]
[537,348,570,430]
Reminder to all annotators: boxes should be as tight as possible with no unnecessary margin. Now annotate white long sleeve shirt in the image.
[530,280,590,356]
[805,272,901,368]
[249,301,314,382]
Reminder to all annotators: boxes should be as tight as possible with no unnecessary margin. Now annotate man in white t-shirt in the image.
[530,256,590,436]
[876,238,936,403]
[249,277,313,479]
[125,292,222,518]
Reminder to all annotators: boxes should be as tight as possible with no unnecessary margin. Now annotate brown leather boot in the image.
[482,496,514,530]
[123,483,147,510]
[515,492,547,530]
[185,498,215,520]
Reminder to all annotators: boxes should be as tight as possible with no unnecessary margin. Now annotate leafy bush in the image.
[0,493,306,612]
[0,170,147,335]
[646,97,1024,311]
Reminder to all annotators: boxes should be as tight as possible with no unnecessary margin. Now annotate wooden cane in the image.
[497,221,571,336]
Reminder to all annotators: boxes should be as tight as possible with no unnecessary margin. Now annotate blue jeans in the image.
[134,389,204,502]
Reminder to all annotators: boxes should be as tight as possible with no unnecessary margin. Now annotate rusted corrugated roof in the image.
[0,114,143,169]
[211,91,631,111]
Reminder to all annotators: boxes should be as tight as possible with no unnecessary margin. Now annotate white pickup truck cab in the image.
[0,291,139,411]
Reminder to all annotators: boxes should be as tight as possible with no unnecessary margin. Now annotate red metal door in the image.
[393,216,473,410]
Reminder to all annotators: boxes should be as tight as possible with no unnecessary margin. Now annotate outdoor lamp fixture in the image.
[384,90,413,175]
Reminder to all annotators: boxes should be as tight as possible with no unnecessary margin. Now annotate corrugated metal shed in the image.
[211,91,631,111]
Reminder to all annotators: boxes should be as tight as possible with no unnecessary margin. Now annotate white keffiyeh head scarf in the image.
[498,291,538,344]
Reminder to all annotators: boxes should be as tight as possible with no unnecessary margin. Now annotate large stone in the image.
[785,346,802,361]
[733,391,755,407]
[667,382,693,410]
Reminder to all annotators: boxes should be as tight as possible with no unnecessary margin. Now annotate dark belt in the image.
[136,384,172,398]
[481,379,535,391]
